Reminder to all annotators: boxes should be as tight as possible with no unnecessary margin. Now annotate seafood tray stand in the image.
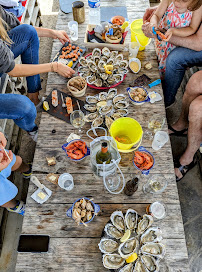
[16,0,190,271]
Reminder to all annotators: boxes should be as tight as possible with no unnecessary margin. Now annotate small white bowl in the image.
[129,58,141,74]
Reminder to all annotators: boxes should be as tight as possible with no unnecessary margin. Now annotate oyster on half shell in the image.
[92,116,103,127]
[83,104,97,112]
[98,238,119,254]
[141,255,159,272]
[111,112,122,120]
[105,116,114,130]
[133,259,147,272]
[119,263,134,272]
[85,112,99,122]
[86,95,98,104]
[99,105,112,116]
[125,209,138,230]
[102,47,110,57]
[99,92,108,101]
[103,254,125,270]
[140,227,162,244]
[87,60,97,72]
[92,48,101,57]
[118,237,139,258]
[104,223,124,239]
[107,88,117,100]
[114,100,129,109]
[94,78,103,87]
[137,214,154,235]
[110,211,125,231]
[116,108,128,117]
[140,242,166,258]
[113,94,126,104]
[79,57,88,67]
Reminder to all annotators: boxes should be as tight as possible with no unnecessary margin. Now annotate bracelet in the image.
[50,62,54,72]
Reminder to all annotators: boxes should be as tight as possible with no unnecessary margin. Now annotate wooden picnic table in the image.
[16,0,189,271]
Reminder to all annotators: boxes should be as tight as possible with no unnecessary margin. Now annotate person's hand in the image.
[0,149,13,171]
[56,63,75,78]
[142,22,157,38]
[0,132,7,148]
[164,28,174,41]
[143,7,157,23]
[52,30,70,45]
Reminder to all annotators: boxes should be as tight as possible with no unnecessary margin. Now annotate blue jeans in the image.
[0,94,37,132]
[8,24,42,93]
[163,47,202,107]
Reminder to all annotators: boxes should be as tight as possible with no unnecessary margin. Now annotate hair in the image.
[187,0,202,11]
[0,17,12,44]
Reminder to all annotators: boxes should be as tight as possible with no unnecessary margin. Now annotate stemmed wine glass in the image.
[144,116,165,140]
[70,110,85,134]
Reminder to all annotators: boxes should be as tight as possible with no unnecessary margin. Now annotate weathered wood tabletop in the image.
[16,0,189,271]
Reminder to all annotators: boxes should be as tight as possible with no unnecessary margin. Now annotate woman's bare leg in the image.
[11,155,29,172]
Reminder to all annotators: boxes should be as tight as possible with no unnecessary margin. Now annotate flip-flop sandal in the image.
[174,157,197,182]
[168,124,188,137]
[7,200,25,216]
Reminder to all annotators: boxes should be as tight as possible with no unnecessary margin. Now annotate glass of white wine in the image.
[70,110,85,134]
[144,116,165,141]
[143,175,168,194]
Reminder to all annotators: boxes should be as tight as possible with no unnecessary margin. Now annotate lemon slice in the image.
[43,101,49,111]
[121,21,129,30]
[120,229,131,243]
[67,61,73,67]
[104,64,113,74]
[126,253,138,263]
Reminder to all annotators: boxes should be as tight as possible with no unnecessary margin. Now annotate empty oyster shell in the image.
[125,209,138,230]
[83,104,97,112]
[103,254,125,270]
[113,94,126,104]
[86,95,98,104]
[114,100,129,109]
[85,112,99,122]
[118,237,139,258]
[92,116,103,127]
[86,75,96,85]
[104,223,124,239]
[133,259,147,272]
[107,88,117,100]
[107,58,114,65]
[116,108,128,117]
[79,57,88,67]
[113,74,124,83]
[99,105,113,116]
[110,211,125,231]
[116,54,124,62]
[105,116,114,130]
[94,78,103,87]
[140,242,166,258]
[87,60,97,72]
[110,51,118,59]
[119,263,134,272]
[137,214,154,235]
[120,60,129,68]
[111,112,122,120]
[92,48,101,57]
[140,227,162,244]
[102,47,110,57]
[99,92,108,101]
[98,238,119,254]
[141,255,159,272]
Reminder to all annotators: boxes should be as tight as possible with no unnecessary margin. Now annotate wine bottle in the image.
[96,142,112,164]
[124,177,139,196]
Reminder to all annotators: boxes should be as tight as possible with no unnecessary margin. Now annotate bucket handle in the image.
[118,136,142,153]
[86,127,107,140]
[103,159,125,195]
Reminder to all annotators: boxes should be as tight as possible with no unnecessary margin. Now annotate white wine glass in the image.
[143,175,168,194]
[70,110,85,134]
[144,116,165,141]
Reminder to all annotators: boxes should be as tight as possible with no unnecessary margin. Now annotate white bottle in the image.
[88,0,101,25]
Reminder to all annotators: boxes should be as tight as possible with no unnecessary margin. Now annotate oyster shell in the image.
[99,105,113,116]
[80,70,92,78]
[94,78,103,87]
[119,68,129,74]
[103,254,125,270]
[114,100,129,109]
[98,238,119,254]
[92,48,101,57]
[86,55,94,61]
[99,92,108,101]
[102,47,110,57]
[110,211,125,231]
[78,66,90,73]
[116,54,124,62]
[141,242,166,258]
[79,57,88,67]
[116,108,128,117]
[83,104,97,112]
[120,60,129,68]
[119,263,134,272]
[100,73,108,80]
[140,227,162,244]
[87,60,97,72]
[104,223,124,239]
[94,56,100,65]
[86,75,96,85]
[125,209,138,230]
[101,56,108,63]
[113,94,126,104]
[133,259,147,272]
[118,237,139,258]
[98,60,106,71]
[86,95,98,104]
[107,76,116,85]
[97,100,107,110]
[111,112,122,120]
[107,58,114,65]
[105,116,114,130]
[110,51,118,59]
[85,112,99,122]
[141,255,159,272]
[92,116,103,127]
[107,88,117,100]
[137,214,154,235]
[113,73,124,83]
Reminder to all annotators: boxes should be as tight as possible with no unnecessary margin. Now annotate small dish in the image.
[129,58,141,74]
[67,76,87,97]
[127,86,150,105]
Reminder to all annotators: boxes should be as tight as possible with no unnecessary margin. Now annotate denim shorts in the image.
[0,153,18,206]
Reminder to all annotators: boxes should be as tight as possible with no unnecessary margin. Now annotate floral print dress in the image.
[155,2,192,77]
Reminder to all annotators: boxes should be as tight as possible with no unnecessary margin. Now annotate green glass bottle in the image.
[96,142,112,164]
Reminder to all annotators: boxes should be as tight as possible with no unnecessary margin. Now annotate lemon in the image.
[120,229,131,243]
[43,101,49,111]
[104,64,113,74]
[126,253,138,263]
[67,61,73,67]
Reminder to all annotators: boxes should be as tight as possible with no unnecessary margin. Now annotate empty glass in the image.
[129,41,140,59]
[70,110,85,134]
[143,175,168,194]
[152,131,169,151]
[68,21,78,41]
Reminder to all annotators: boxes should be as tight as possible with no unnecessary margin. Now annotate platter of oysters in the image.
[78,47,128,90]
[84,88,129,129]
[99,209,166,271]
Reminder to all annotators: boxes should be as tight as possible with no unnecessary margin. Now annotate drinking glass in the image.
[68,21,78,41]
[152,131,169,151]
[129,41,140,59]
[70,110,85,134]
[144,116,165,140]
[104,174,121,192]
[143,175,168,194]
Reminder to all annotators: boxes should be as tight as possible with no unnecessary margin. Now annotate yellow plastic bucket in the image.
[109,117,143,151]
[130,19,151,51]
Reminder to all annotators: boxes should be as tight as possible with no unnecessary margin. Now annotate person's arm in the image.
[0,132,7,148]
[34,27,70,44]
[150,0,169,27]
[143,6,158,23]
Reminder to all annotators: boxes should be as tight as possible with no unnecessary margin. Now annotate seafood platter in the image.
[99,209,166,272]
[52,42,86,69]
[78,47,128,90]
[83,88,129,129]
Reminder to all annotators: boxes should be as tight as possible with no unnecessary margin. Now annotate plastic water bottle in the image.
[88,0,101,25]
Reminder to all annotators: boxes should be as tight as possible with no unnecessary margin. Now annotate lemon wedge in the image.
[121,21,129,30]
[104,64,113,74]
[120,229,131,243]
[126,253,138,263]
[67,61,73,67]
[43,101,49,111]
